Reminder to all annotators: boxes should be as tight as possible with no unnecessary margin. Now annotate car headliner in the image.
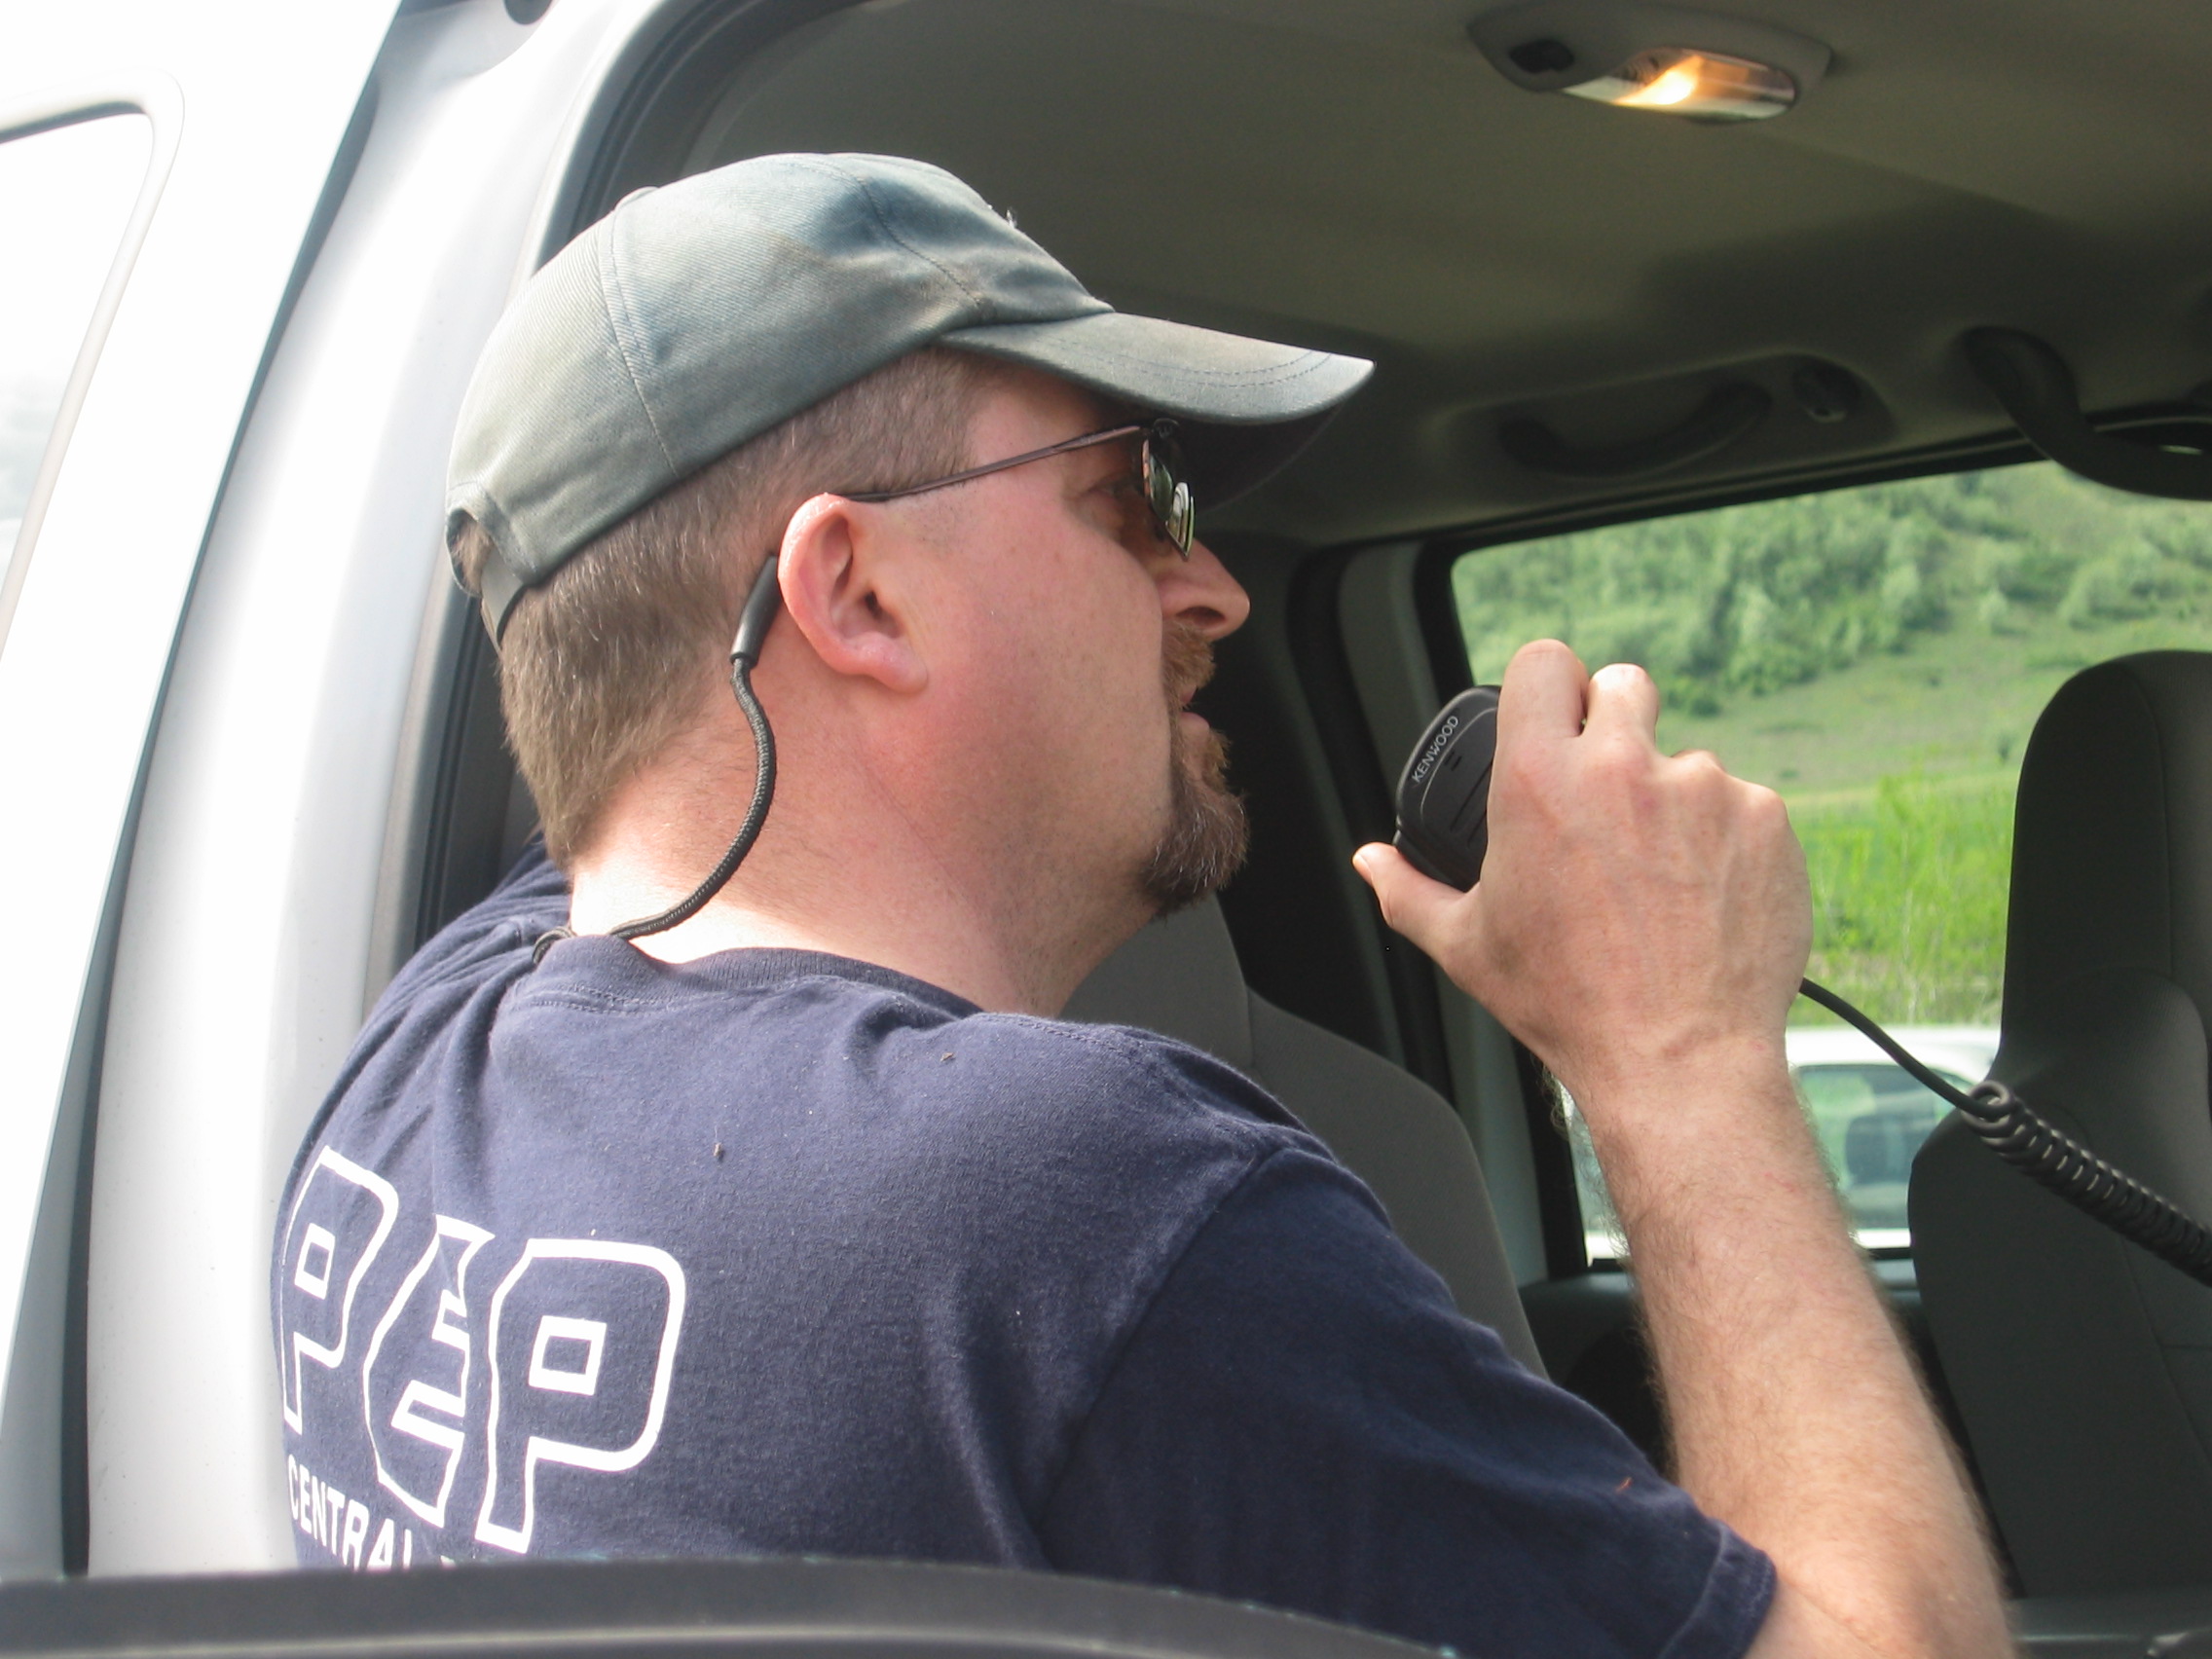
[634,0,2212,550]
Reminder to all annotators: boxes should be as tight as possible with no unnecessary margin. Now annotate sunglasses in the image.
[844,419,1195,557]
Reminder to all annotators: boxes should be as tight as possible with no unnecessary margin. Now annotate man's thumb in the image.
[1351,842,1468,956]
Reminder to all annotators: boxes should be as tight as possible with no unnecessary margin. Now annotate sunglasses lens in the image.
[1168,481,1195,553]
[1143,434,1195,555]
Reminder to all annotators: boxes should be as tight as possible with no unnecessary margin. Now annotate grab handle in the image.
[1964,327,2212,501]
[1500,382,1770,481]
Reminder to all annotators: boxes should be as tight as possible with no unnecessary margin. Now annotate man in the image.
[274,154,2005,1659]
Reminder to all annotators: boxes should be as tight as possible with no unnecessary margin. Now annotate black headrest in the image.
[2009,652,2212,1020]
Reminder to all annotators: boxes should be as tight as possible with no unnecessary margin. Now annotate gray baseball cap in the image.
[446,152,1373,642]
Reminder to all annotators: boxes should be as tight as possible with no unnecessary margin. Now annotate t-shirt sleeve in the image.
[1036,1145,1775,1659]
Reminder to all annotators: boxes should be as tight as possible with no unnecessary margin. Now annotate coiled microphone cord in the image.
[534,556,785,965]
[1799,977,2212,1290]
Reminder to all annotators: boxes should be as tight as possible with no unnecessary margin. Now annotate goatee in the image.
[1139,624,1249,912]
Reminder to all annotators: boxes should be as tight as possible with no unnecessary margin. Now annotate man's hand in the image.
[1354,640,2009,1659]
[1353,639,1810,1115]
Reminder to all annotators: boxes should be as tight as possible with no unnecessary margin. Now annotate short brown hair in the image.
[453,347,1014,865]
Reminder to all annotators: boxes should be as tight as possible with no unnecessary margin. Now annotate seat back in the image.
[1065,899,1544,1374]
[1912,652,2212,1593]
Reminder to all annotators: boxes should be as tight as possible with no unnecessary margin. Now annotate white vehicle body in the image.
[1787,1025,2000,1250]
[0,0,675,1579]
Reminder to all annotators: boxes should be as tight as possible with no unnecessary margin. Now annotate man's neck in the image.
[566,808,1149,1017]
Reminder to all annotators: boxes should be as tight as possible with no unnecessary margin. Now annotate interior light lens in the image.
[1563,48,1797,121]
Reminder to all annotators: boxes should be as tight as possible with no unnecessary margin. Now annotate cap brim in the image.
[941,310,1372,505]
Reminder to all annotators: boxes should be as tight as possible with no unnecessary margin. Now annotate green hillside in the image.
[1453,463,2212,1024]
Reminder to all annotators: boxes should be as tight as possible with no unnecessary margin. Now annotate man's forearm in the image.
[1353,645,2011,1658]
[1589,1046,2008,1659]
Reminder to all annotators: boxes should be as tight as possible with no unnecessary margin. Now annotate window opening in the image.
[0,114,152,567]
[1453,461,2212,1258]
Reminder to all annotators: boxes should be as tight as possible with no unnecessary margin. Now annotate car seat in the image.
[1064,898,1545,1374]
[1912,651,2212,1593]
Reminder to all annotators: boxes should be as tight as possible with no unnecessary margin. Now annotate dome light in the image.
[1469,1,1829,125]
[1563,47,1798,121]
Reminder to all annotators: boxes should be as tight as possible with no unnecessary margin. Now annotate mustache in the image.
[1161,620,1217,712]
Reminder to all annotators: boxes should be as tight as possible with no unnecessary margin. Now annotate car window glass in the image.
[0,113,152,563]
[1454,462,2212,1257]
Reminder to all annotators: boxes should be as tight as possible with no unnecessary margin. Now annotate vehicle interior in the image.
[18,0,2212,1650]
[379,0,2212,1634]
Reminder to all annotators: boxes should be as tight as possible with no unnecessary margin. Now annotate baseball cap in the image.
[446,152,1374,642]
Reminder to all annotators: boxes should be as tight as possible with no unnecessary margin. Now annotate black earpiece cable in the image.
[534,556,784,964]
[1800,977,2212,1289]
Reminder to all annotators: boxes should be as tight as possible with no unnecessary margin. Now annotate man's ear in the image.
[774,493,928,694]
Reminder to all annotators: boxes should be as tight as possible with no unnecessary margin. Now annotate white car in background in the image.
[1787,1027,2000,1248]
[1573,1026,1999,1258]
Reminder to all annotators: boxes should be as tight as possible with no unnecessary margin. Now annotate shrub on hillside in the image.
[1456,464,2212,716]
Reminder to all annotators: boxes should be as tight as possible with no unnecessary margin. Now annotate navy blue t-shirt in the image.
[274,844,1772,1659]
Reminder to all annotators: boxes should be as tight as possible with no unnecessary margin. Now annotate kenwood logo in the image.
[1410,716,1457,786]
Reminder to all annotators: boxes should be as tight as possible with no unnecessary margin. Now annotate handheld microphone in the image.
[1391,686,1500,890]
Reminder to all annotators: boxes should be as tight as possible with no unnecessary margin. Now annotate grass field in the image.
[1454,464,2212,1027]
[1657,610,2212,1024]
[1676,611,2212,1023]
[1650,606,2212,799]
[1791,775,2014,1023]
